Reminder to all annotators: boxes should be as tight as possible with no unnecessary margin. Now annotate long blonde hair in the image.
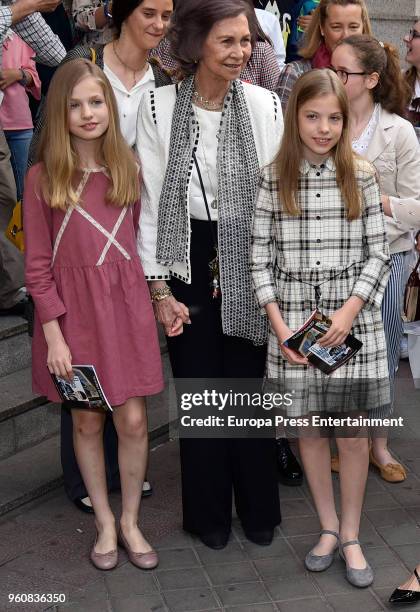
[274,69,362,220]
[37,59,139,210]
[300,0,372,59]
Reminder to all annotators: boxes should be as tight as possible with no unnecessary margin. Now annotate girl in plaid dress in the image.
[251,69,390,587]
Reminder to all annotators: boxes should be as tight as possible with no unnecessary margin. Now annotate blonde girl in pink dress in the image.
[24,58,163,571]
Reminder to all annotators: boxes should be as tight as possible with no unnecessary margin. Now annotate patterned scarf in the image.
[156,75,268,345]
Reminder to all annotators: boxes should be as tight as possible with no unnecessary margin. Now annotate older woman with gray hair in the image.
[136,0,282,549]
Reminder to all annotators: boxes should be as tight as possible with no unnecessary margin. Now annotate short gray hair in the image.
[168,0,257,76]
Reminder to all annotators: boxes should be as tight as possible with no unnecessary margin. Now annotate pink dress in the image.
[24,164,164,405]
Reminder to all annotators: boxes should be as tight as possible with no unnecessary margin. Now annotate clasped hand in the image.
[153,295,191,337]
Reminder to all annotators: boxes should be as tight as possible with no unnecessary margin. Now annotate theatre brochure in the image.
[51,365,113,411]
[283,310,363,375]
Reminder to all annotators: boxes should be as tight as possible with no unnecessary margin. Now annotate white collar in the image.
[103,62,155,95]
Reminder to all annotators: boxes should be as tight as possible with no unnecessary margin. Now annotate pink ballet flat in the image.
[90,533,118,570]
[118,527,158,570]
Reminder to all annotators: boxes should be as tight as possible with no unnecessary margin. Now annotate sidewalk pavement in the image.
[1,362,420,612]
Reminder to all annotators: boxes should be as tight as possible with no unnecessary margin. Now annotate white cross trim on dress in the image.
[52,171,131,267]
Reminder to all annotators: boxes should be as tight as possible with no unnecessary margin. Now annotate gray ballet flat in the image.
[305,529,339,572]
[339,539,374,588]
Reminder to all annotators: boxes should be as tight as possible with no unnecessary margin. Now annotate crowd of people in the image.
[1,0,420,604]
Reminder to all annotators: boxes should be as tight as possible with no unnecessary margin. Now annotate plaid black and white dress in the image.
[251,157,391,417]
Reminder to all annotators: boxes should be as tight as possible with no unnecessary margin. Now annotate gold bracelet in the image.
[150,286,173,302]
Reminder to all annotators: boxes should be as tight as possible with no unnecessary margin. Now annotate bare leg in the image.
[336,436,369,569]
[298,436,339,555]
[371,433,398,465]
[71,409,116,553]
[113,397,151,553]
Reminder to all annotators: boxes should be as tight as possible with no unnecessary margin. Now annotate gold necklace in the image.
[192,90,224,111]
[112,41,148,87]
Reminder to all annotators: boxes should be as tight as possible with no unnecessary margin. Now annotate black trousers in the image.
[61,406,120,501]
[167,220,281,536]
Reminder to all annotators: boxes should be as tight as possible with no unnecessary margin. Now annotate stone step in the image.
[0,435,62,516]
[0,367,60,461]
[0,316,31,378]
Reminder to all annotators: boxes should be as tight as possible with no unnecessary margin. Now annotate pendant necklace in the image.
[113,41,148,89]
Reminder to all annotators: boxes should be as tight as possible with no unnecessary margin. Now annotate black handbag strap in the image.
[174,82,218,251]
[192,152,218,251]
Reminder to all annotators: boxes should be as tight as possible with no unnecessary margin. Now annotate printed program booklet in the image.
[51,365,113,411]
[283,310,363,375]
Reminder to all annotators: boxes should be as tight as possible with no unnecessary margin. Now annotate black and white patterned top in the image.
[0,1,65,68]
[251,157,391,414]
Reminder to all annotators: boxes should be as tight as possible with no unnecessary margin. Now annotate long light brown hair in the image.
[274,69,362,220]
[300,0,372,59]
[36,59,139,210]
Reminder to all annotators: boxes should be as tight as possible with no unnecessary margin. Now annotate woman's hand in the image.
[47,338,73,380]
[42,319,73,380]
[153,296,190,337]
[264,303,308,365]
[318,303,359,348]
[0,69,21,90]
[277,326,309,366]
[297,12,314,31]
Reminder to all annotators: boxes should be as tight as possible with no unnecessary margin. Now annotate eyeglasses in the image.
[407,29,420,41]
[329,67,368,84]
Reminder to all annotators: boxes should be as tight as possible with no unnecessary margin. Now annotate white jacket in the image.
[136,81,283,282]
[366,107,420,253]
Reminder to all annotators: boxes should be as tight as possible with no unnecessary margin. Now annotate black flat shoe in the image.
[199,532,229,550]
[73,496,94,514]
[390,568,420,604]
[277,439,303,486]
[243,528,274,546]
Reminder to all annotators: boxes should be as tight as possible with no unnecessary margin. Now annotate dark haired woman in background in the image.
[330,35,420,482]
[30,0,173,154]
[137,0,282,549]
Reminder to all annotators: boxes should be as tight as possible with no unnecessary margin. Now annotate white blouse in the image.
[103,63,155,147]
[352,103,380,155]
[190,106,220,221]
